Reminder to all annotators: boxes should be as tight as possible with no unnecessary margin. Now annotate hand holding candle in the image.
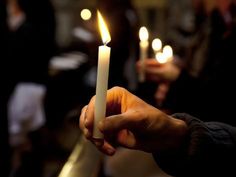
[139,26,149,82]
[94,11,111,139]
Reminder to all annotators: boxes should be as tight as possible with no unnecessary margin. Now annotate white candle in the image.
[139,26,149,82]
[94,11,111,139]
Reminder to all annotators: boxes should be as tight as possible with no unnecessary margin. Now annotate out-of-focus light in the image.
[152,38,162,52]
[163,45,173,61]
[155,52,168,64]
[139,26,149,41]
[80,9,92,21]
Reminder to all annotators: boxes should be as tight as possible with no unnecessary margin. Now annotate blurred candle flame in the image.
[163,45,173,61]
[152,38,162,52]
[139,26,149,41]
[155,52,168,64]
[81,9,92,21]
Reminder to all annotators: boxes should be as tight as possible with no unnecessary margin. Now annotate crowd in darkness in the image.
[1,0,236,177]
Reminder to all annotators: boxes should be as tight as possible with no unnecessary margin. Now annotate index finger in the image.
[80,105,88,131]
[145,59,162,67]
[84,96,96,131]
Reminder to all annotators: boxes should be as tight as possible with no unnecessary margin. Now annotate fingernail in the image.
[94,141,103,147]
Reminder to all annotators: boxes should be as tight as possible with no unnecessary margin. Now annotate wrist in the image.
[168,117,189,151]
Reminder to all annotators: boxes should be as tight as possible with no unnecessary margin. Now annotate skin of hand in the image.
[80,87,188,156]
[137,59,181,82]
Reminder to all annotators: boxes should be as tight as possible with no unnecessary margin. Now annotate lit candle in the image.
[163,45,173,62]
[155,52,167,64]
[94,11,111,139]
[139,26,149,82]
[155,45,173,64]
[152,38,162,54]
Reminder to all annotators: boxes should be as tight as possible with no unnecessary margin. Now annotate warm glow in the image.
[163,45,173,59]
[80,9,92,21]
[97,11,111,45]
[152,38,162,52]
[139,26,149,41]
[155,52,168,64]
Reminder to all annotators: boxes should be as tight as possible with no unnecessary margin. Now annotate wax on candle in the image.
[139,26,149,82]
[94,11,111,139]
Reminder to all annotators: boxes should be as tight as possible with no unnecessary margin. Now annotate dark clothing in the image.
[0,1,14,175]
[9,0,56,85]
[165,6,236,126]
[153,113,236,177]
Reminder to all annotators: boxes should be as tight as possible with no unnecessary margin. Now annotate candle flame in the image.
[97,11,111,45]
[163,45,173,58]
[139,26,149,41]
[81,9,92,21]
[155,52,168,64]
[152,38,162,52]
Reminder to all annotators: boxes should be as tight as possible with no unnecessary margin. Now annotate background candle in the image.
[155,52,167,64]
[163,45,173,62]
[139,26,149,82]
[152,38,162,54]
[155,45,173,64]
[94,11,111,139]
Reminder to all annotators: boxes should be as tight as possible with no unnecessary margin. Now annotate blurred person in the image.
[0,0,15,176]
[8,0,56,85]
[138,0,236,125]
[7,0,57,176]
[7,0,57,129]
[80,87,236,177]
[165,0,197,59]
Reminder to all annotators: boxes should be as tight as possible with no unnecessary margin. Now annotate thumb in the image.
[116,129,137,149]
[98,111,139,134]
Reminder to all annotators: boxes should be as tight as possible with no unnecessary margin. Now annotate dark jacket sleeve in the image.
[153,113,236,177]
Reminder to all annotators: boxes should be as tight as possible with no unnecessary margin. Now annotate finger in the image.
[116,129,137,149]
[83,128,93,139]
[145,67,163,75]
[98,110,141,134]
[145,59,162,67]
[84,96,95,130]
[79,105,88,130]
[80,105,94,140]
[106,86,125,115]
[94,140,116,156]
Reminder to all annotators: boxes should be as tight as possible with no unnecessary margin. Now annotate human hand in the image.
[137,59,181,82]
[80,87,187,156]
